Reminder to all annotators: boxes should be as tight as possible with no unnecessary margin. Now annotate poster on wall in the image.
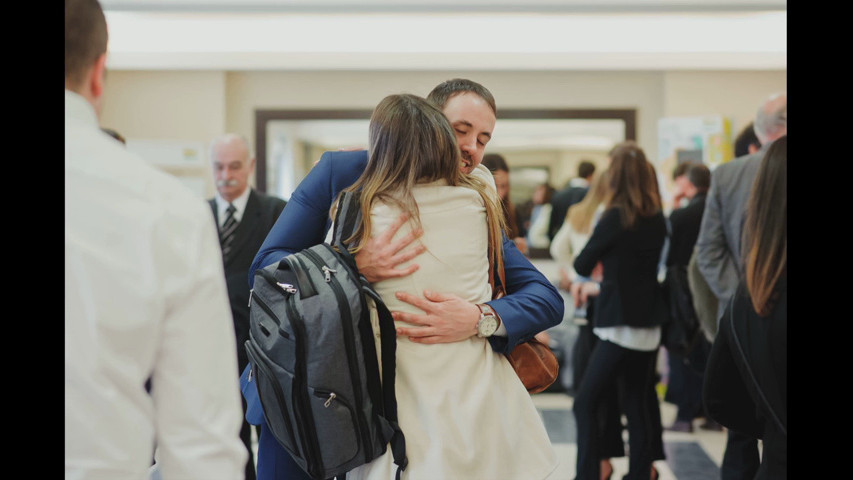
[657,115,732,171]
[657,115,732,210]
[125,139,205,168]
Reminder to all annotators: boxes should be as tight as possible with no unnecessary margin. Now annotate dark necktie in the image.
[220,203,238,262]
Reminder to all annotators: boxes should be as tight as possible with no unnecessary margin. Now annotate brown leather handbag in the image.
[490,250,559,395]
[506,337,560,394]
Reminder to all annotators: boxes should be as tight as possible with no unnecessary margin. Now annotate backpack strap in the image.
[331,190,362,252]
[727,294,787,436]
[363,284,408,478]
[332,190,408,477]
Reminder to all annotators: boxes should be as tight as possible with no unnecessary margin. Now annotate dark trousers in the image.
[256,421,311,480]
[648,377,665,463]
[572,323,626,459]
[721,430,760,480]
[666,351,704,423]
[574,339,658,480]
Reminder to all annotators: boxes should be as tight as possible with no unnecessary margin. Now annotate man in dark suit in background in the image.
[548,160,596,240]
[696,93,786,480]
[664,162,712,433]
[208,133,287,480]
[668,163,711,266]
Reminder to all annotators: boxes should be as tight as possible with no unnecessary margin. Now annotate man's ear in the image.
[89,53,108,99]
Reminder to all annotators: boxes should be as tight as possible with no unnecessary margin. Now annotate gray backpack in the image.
[245,191,407,480]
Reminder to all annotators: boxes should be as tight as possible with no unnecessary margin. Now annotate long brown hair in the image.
[606,141,661,228]
[333,93,506,277]
[567,169,611,234]
[743,135,787,316]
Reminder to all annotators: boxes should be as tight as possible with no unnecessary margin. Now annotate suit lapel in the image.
[208,198,219,225]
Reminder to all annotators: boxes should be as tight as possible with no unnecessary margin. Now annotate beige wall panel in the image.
[101,71,227,198]
[102,70,226,141]
[662,70,787,135]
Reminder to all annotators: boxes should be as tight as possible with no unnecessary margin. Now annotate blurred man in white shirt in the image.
[65,1,247,478]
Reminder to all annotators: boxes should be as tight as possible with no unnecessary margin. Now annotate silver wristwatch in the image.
[475,303,499,338]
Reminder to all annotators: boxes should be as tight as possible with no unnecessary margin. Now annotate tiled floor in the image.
[531,392,730,480]
[250,392,731,479]
[524,256,734,480]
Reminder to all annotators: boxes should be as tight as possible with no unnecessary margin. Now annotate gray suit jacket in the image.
[695,142,771,327]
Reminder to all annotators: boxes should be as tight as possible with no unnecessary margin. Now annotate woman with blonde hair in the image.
[550,169,611,284]
[339,93,557,480]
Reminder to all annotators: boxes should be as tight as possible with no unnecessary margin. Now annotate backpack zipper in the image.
[250,290,291,339]
[303,248,373,461]
[282,255,325,478]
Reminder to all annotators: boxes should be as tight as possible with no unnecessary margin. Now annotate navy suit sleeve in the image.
[249,151,366,288]
[485,235,564,354]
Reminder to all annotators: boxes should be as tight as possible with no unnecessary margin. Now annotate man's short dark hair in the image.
[426,78,497,116]
[481,153,509,173]
[578,160,596,179]
[65,0,108,86]
[672,161,692,180]
[734,121,762,158]
[686,163,711,192]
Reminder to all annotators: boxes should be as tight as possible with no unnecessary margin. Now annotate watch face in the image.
[478,315,498,336]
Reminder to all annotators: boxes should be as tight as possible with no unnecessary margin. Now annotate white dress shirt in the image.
[65,90,247,480]
[525,203,553,249]
[214,187,251,227]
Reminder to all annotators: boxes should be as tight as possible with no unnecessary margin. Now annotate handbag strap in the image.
[727,294,787,436]
[488,236,506,299]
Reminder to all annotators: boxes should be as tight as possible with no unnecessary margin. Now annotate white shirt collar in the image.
[65,90,98,128]
[215,187,251,226]
[569,177,590,188]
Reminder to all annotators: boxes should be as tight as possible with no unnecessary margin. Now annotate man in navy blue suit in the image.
[247,78,565,480]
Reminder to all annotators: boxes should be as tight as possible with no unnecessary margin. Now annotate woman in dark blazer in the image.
[703,136,787,479]
[572,141,668,480]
